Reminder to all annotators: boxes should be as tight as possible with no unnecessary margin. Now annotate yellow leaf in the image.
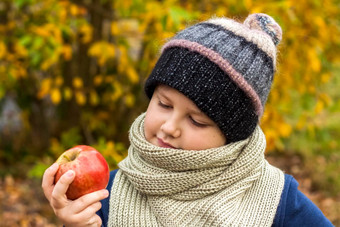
[126,67,139,84]
[14,42,28,58]
[308,85,315,93]
[70,4,79,16]
[314,100,324,114]
[243,0,252,10]
[264,129,276,151]
[102,140,123,163]
[250,5,263,14]
[41,59,55,70]
[61,45,72,61]
[38,78,52,99]
[94,75,103,86]
[320,93,331,106]
[9,67,20,79]
[117,46,128,73]
[296,116,307,130]
[33,26,50,37]
[307,49,321,72]
[73,77,83,88]
[59,7,67,22]
[111,21,119,36]
[112,81,123,101]
[55,76,63,86]
[278,122,292,138]
[0,65,5,77]
[90,90,99,106]
[0,25,5,33]
[321,73,331,84]
[88,41,115,66]
[79,24,93,44]
[0,41,7,59]
[105,75,114,83]
[315,16,326,34]
[63,87,72,100]
[124,93,135,107]
[75,91,86,105]
[112,152,124,163]
[51,88,61,104]
[106,140,115,151]
[16,65,27,78]
[98,56,107,66]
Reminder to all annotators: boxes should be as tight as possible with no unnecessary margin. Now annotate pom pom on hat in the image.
[243,13,282,46]
[145,13,282,142]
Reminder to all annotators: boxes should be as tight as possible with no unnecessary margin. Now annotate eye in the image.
[158,100,172,109]
[189,116,207,128]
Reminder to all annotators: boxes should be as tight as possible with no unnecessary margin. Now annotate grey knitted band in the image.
[164,23,275,115]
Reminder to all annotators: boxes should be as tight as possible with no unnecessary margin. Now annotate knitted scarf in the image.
[108,113,285,226]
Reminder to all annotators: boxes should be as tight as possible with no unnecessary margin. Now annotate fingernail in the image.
[51,163,59,170]
[66,170,74,177]
[103,190,109,197]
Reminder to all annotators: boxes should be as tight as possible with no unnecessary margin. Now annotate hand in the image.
[42,163,109,227]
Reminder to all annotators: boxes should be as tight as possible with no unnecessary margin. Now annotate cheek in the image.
[211,133,227,147]
[210,129,227,147]
[187,130,226,150]
[144,103,160,141]
[144,111,153,140]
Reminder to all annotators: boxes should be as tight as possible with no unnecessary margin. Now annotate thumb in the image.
[51,170,75,209]
[42,163,59,202]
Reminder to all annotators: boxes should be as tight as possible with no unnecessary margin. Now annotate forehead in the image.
[155,85,205,114]
[155,85,191,102]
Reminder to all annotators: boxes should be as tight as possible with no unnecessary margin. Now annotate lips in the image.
[157,138,176,149]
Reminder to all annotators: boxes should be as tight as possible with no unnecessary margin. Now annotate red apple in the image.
[54,145,110,200]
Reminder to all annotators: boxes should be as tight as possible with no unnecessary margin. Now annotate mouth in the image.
[157,138,176,149]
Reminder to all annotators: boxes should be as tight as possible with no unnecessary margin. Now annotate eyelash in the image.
[189,116,207,128]
[158,99,207,128]
[158,100,171,109]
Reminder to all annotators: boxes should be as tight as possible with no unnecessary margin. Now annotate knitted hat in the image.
[144,13,282,143]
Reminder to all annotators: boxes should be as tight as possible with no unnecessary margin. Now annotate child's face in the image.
[144,85,226,150]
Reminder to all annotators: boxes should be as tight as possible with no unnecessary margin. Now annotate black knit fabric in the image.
[145,47,258,143]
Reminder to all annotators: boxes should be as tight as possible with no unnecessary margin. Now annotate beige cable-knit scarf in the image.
[108,113,285,226]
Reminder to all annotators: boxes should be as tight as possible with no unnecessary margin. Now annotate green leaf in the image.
[169,6,196,26]
[14,0,33,8]
[61,127,82,148]
[161,15,168,30]
[31,52,42,66]
[28,162,50,179]
[32,37,44,50]
[19,35,33,47]
[0,85,4,99]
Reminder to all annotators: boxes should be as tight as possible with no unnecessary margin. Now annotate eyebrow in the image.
[156,89,171,102]
[188,106,204,116]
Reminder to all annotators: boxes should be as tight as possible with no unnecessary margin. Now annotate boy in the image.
[42,13,333,226]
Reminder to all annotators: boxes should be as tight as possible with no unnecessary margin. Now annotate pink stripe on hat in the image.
[162,39,264,116]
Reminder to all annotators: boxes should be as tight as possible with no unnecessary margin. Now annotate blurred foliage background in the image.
[0,0,340,225]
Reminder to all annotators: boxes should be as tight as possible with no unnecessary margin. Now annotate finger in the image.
[72,189,109,214]
[42,163,59,201]
[51,170,75,209]
[83,214,102,227]
[63,209,102,227]
[90,214,102,227]
[77,208,102,226]
[70,203,102,226]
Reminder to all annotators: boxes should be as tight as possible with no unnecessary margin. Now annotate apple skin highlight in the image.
[54,145,110,200]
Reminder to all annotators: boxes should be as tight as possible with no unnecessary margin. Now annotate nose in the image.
[160,116,181,138]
